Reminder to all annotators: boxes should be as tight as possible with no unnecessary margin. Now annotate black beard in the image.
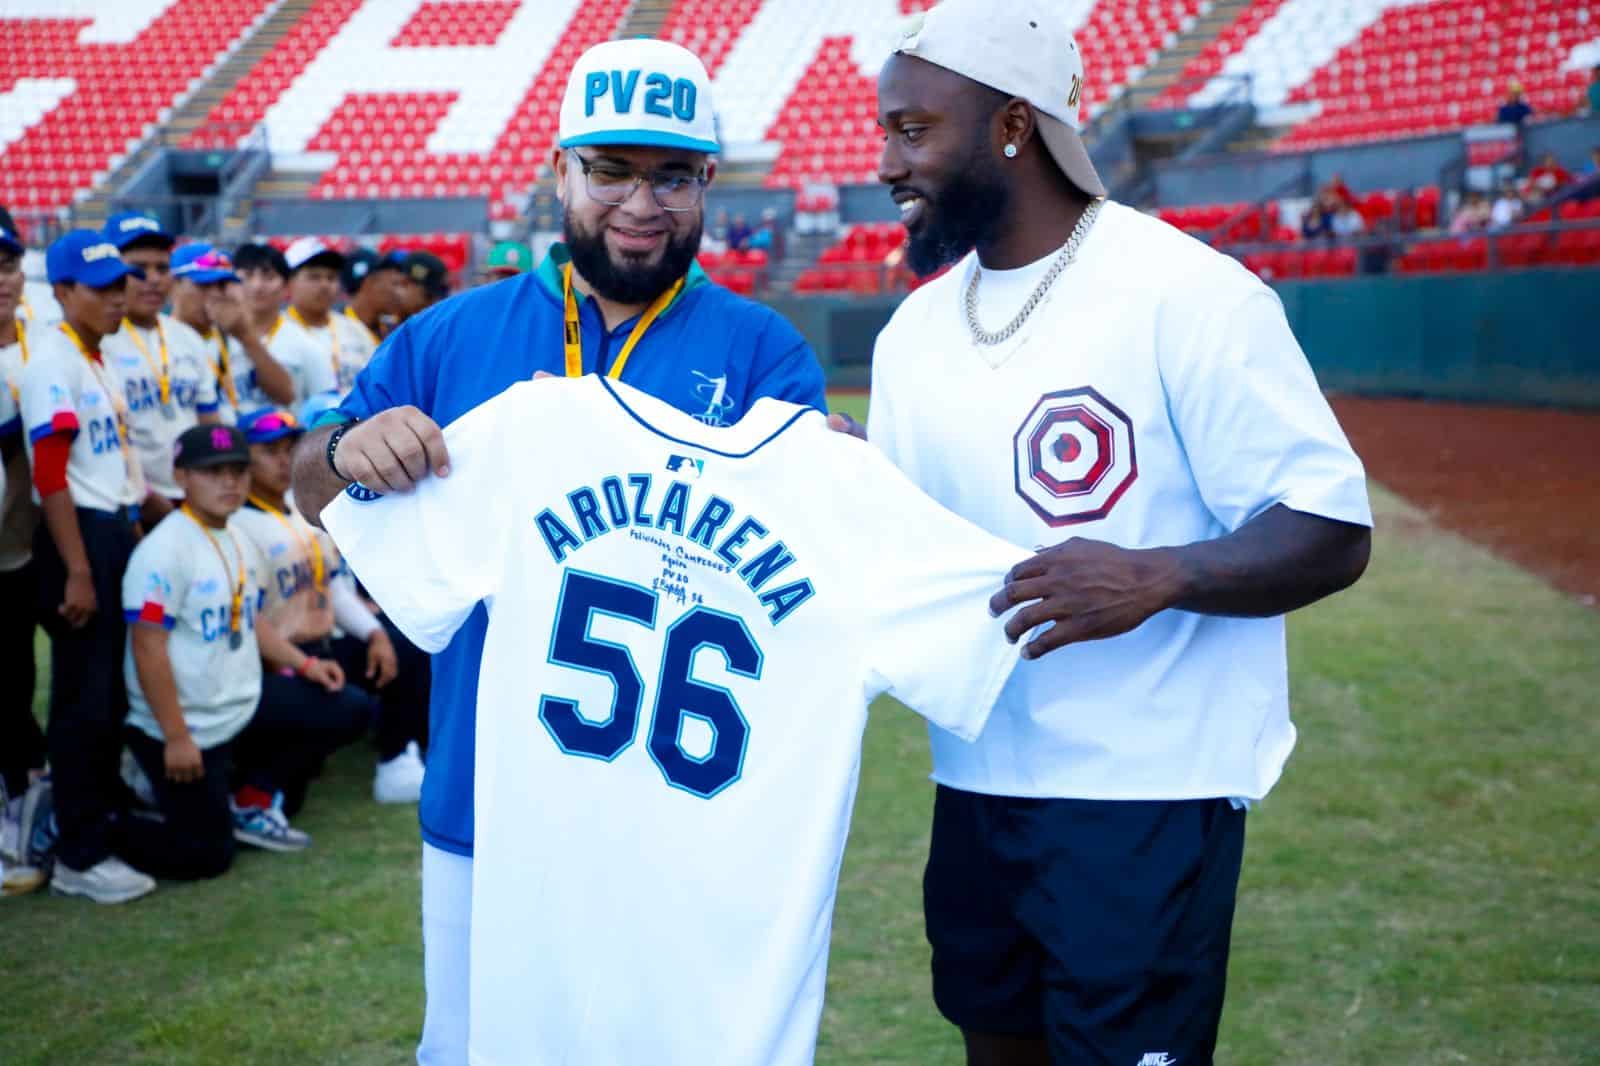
[904,153,1010,276]
[564,206,702,305]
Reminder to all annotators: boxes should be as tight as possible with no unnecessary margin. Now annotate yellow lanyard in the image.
[182,504,247,643]
[267,313,285,341]
[122,317,172,405]
[59,323,136,474]
[4,318,25,406]
[344,305,380,347]
[206,328,239,409]
[248,494,326,596]
[561,262,682,379]
[289,306,340,383]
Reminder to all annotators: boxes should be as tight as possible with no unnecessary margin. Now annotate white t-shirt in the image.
[323,376,1027,1066]
[123,510,266,749]
[102,315,220,499]
[19,324,144,513]
[869,199,1373,803]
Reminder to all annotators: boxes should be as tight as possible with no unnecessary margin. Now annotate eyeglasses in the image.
[570,151,708,213]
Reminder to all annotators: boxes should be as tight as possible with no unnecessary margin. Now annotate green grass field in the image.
[5,393,1597,1064]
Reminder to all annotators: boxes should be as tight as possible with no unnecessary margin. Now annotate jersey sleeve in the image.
[19,346,80,443]
[320,396,513,654]
[1159,287,1373,531]
[122,531,185,630]
[829,432,1029,741]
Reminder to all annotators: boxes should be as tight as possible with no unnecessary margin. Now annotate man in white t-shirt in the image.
[837,5,1374,1064]
[121,424,325,874]
[321,375,1029,1066]
[100,213,221,525]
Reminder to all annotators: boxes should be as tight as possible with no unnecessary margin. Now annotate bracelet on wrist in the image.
[297,656,318,677]
[326,421,356,481]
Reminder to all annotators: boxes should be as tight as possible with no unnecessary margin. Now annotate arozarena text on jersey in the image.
[535,472,815,626]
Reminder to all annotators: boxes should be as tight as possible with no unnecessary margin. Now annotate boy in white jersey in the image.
[21,230,154,904]
[850,7,1373,1063]
[121,424,321,872]
[100,213,221,525]
[169,243,294,427]
[232,243,301,409]
[322,375,1031,1066]
[335,248,400,388]
[279,238,357,399]
[0,223,47,840]
[234,407,426,804]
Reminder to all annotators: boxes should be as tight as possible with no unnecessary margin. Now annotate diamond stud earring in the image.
[1003,144,1018,158]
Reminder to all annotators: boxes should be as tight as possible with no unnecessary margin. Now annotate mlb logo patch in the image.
[666,454,704,479]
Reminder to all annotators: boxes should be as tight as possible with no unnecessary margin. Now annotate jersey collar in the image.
[533,242,706,327]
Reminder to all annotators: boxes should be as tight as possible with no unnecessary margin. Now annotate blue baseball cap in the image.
[46,230,144,287]
[0,226,21,257]
[172,243,240,285]
[237,407,306,444]
[104,211,176,250]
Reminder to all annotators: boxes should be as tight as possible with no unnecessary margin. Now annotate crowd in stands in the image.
[0,208,532,902]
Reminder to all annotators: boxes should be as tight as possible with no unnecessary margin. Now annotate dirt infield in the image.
[1330,395,1600,606]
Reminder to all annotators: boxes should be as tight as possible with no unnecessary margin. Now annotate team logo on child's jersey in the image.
[1012,386,1138,527]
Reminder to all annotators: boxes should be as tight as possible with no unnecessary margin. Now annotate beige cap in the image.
[894,0,1106,198]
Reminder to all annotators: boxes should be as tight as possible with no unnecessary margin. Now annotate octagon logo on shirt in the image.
[1011,387,1138,526]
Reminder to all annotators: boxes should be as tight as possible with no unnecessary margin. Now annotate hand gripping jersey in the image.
[102,315,220,499]
[122,511,266,749]
[323,376,1027,1066]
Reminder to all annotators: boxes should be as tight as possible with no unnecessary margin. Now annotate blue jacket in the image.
[336,245,827,855]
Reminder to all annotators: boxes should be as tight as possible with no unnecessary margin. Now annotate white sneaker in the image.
[3,857,46,897]
[373,741,425,804]
[50,856,157,904]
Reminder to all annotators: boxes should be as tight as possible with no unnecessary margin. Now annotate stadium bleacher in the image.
[0,0,273,214]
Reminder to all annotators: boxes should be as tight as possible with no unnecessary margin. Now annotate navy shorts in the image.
[924,786,1246,1066]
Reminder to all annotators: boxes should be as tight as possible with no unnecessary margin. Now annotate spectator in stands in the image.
[21,232,154,904]
[1527,152,1573,198]
[233,407,427,805]
[751,207,784,260]
[1323,173,1356,209]
[120,424,322,873]
[101,214,222,528]
[727,213,754,252]
[709,208,730,248]
[0,222,47,845]
[1450,191,1492,234]
[1587,66,1600,117]
[1331,200,1366,239]
[392,251,450,324]
[1300,188,1341,240]
[1495,81,1533,127]
[1489,182,1523,229]
[231,243,298,411]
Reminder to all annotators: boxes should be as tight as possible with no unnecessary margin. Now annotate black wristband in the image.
[326,421,356,481]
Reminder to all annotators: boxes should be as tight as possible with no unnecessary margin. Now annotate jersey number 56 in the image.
[539,569,764,799]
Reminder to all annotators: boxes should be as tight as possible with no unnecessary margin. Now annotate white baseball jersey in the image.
[19,324,143,513]
[102,315,220,499]
[175,320,240,425]
[0,328,36,571]
[323,376,1027,1066]
[331,308,380,395]
[233,500,346,644]
[122,510,266,749]
[277,309,356,401]
[234,315,307,410]
[869,199,1373,804]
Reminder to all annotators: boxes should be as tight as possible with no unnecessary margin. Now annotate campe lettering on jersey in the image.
[534,473,815,625]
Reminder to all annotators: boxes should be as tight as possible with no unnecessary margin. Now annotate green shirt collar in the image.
[533,242,707,325]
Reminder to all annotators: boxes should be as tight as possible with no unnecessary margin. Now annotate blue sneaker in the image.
[20,775,56,870]
[230,793,311,852]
